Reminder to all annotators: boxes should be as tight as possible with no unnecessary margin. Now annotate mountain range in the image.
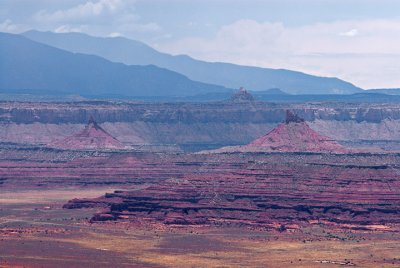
[0,32,230,98]
[22,30,362,95]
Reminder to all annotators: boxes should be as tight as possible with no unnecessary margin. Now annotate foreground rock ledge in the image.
[63,152,400,229]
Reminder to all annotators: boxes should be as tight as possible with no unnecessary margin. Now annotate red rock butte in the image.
[212,110,347,153]
[50,116,125,150]
[247,111,347,153]
[230,87,255,102]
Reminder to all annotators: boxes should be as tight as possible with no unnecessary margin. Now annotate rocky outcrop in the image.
[50,116,125,150]
[210,111,347,153]
[246,111,347,153]
[284,110,304,124]
[230,87,255,102]
[62,152,400,228]
[1,141,399,228]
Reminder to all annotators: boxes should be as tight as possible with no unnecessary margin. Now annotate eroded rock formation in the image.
[230,87,255,102]
[62,152,400,228]
[2,101,400,151]
[246,111,347,153]
[211,111,347,153]
[50,116,125,150]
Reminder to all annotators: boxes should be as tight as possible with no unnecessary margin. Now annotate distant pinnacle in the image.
[87,115,101,130]
[285,110,304,124]
[88,115,95,124]
[243,109,347,153]
[230,87,255,102]
[50,115,125,149]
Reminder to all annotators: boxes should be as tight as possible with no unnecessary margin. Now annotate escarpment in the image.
[1,101,400,151]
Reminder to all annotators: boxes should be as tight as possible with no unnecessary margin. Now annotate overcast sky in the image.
[1,0,400,89]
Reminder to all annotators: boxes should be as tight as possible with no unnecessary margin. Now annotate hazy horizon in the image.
[2,0,400,89]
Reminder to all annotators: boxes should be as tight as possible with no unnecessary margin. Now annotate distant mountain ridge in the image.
[22,30,363,95]
[0,32,231,97]
[367,88,400,95]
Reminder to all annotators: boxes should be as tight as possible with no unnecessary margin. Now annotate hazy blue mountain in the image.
[23,30,363,94]
[0,33,231,97]
[366,88,400,95]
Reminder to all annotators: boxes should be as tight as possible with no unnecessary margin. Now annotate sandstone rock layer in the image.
[62,152,400,228]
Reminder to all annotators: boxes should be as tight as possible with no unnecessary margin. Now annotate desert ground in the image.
[2,187,400,268]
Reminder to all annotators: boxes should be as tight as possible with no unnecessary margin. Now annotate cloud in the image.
[118,21,161,33]
[54,24,84,33]
[159,19,400,88]
[340,29,359,37]
[30,0,160,37]
[0,19,20,32]
[34,0,124,22]
[108,32,122,37]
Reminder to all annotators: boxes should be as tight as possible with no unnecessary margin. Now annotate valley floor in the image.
[1,147,400,267]
[1,188,400,268]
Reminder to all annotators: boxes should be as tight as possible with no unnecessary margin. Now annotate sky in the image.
[1,0,400,89]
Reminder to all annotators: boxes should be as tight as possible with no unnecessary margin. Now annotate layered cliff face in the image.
[62,152,400,228]
[1,142,399,228]
[1,101,400,150]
